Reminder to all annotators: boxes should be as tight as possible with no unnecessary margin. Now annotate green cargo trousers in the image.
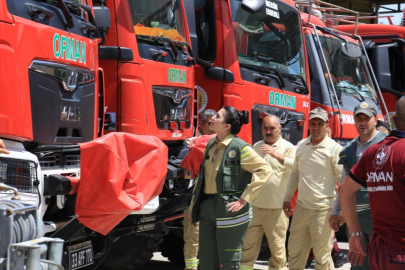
[198,198,250,270]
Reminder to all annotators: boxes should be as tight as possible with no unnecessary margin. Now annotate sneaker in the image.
[305,259,315,269]
[333,251,349,268]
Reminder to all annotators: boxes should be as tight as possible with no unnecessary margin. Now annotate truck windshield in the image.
[128,0,187,42]
[230,0,306,79]
[319,35,379,102]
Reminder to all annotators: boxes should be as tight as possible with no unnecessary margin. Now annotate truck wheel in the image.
[98,234,163,270]
[160,231,185,266]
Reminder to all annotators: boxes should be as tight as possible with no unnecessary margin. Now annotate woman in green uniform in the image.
[191,106,273,270]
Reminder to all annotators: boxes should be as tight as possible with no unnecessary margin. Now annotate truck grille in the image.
[0,158,38,194]
[38,153,81,169]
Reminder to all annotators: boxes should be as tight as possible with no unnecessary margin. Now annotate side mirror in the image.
[340,43,362,59]
[205,67,235,82]
[167,8,174,26]
[93,5,111,33]
[196,57,234,81]
[241,0,265,14]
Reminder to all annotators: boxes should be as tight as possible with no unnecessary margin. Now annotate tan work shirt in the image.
[284,135,342,210]
[204,134,272,202]
[252,138,295,209]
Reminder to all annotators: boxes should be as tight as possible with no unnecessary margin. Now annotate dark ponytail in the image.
[223,106,249,135]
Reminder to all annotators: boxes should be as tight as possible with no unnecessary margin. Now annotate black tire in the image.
[97,234,163,270]
[159,231,185,266]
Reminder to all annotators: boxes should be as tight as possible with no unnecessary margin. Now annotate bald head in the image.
[394,96,405,131]
[262,115,282,145]
[263,115,280,127]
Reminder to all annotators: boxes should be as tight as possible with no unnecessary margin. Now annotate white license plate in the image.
[137,223,156,232]
[67,241,93,270]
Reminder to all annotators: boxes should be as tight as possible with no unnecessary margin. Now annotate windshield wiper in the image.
[136,35,179,61]
[335,85,366,102]
[239,63,286,89]
[281,73,309,94]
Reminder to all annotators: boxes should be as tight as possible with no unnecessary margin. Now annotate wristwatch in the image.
[349,232,363,238]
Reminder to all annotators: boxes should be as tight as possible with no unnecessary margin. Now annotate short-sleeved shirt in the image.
[252,138,295,209]
[350,130,405,249]
[284,135,342,210]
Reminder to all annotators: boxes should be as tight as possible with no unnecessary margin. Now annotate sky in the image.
[378,4,405,25]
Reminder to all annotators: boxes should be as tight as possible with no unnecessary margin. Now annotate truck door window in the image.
[194,0,216,62]
[388,46,405,92]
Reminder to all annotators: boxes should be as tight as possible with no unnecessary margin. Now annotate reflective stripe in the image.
[241,146,253,159]
[185,258,199,268]
[217,209,252,220]
[240,265,254,270]
[225,248,241,251]
[216,209,252,228]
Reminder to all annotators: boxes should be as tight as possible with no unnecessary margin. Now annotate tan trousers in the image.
[287,204,334,270]
[183,207,199,270]
[240,206,289,270]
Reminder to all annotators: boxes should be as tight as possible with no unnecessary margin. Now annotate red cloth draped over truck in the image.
[180,135,216,176]
[74,132,168,235]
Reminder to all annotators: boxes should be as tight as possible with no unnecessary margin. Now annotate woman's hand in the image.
[227,198,247,212]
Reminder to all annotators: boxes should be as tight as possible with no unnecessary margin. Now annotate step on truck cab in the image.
[187,0,311,146]
[0,0,101,269]
[338,18,405,125]
[296,0,389,143]
[91,0,197,268]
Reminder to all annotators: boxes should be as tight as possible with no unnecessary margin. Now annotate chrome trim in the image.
[29,60,95,91]
[152,87,193,104]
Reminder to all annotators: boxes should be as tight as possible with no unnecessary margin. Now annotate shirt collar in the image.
[389,129,405,138]
[215,134,235,147]
[355,131,381,145]
[305,135,328,147]
[263,136,282,147]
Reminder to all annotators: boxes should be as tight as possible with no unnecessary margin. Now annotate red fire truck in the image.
[338,17,405,125]
[188,0,311,146]
[296,0,389,143]
[91,0,197,268]
[0,0,102,269]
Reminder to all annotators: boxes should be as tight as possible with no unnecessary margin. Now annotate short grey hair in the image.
[200,109,216,121]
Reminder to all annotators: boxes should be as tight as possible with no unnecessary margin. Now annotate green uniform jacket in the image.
[191,137,252,227]
[338,131,387,231]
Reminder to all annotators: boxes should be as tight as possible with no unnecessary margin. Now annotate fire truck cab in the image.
[297,0,389,143]
[186,0,311,146]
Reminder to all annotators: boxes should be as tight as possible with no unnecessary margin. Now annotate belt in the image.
[203,193,217,200]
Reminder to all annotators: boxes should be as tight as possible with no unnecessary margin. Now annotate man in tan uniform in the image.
[283,107,342,270]
[183,109,216,270]
[240,115,295,270]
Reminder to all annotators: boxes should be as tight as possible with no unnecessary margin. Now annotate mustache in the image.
[265,134,273,137]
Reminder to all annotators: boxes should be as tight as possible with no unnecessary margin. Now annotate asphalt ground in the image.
[138,242,351,270]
